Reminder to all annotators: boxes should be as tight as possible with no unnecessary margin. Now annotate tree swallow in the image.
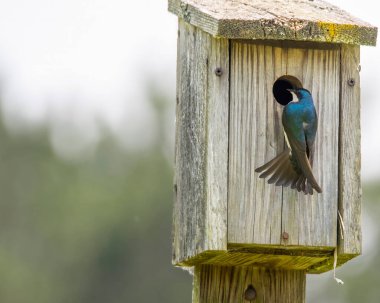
[255,88,322,195]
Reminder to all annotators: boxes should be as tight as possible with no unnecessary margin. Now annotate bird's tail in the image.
[255,148,319,195]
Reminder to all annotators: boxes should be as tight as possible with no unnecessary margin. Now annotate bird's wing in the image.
[305,114,318,167]
[283,124,322,193]
[255,147,300,189]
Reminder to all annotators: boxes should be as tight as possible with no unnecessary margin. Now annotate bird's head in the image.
[286,88,312,101]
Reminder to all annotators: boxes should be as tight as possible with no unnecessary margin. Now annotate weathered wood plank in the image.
[228,40,339,249]
[193,265,306,303]
[168,0,377,46]
[338,45,361,256]
[228,41,283,246]
[206,29,230,254]
[172,19,229,265]
[282,46,340,247]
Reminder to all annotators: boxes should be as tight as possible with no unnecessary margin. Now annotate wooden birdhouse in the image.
[169,0,377,301]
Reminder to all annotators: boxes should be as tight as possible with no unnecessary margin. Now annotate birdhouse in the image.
[170,0,377,283]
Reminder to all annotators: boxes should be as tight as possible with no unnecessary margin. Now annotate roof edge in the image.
[168,0,377,46]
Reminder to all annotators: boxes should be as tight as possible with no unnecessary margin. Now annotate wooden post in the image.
[193,265,306,303]
[169,1,377,302]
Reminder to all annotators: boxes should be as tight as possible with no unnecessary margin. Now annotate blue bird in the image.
[255,88,322,195]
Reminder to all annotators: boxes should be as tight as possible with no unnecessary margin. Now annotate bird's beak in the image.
[286,88,296,93]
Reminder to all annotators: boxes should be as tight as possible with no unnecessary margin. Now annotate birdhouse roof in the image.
[168,0,377,46]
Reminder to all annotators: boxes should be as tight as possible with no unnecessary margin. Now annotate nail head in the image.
[215,67,223,76]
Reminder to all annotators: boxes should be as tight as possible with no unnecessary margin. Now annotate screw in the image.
[244,284,257,301]
[282,232,289,240]
[215,67,223,77]
[347,78,355,86]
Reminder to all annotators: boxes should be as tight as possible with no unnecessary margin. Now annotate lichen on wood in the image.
[168,0,377,45]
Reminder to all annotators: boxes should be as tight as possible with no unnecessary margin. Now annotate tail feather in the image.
[296,175,305,192]
[305,180,313,195]
[282,170,298,187]
[291,175,299,189]
[276,160,295,186]
[295,152,322,193]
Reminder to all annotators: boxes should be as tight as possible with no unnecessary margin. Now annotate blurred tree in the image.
[0,90,191,302]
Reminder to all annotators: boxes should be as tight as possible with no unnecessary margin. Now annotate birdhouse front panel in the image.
[228,40,340,250]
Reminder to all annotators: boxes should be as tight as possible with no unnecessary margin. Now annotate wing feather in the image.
[283,123,322,193]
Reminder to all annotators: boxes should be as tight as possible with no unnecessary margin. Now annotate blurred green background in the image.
[0,0,379,302]
[0,91,192,302]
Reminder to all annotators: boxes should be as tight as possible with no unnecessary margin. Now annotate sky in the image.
[0,0,378,179]
[0,0,177,159]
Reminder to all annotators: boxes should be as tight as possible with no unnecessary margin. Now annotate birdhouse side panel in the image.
[173,19,229,265]
[228,41,340,249]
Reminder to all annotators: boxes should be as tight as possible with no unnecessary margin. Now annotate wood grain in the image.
[282,45,341,247]
[172,20,229,265]
[228,41,283,246]
[193,265,306,303]
[168,0,377,46]
[338,45,361,256]
[228,40,340,249]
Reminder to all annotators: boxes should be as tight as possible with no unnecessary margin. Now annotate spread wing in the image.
[255,147,299,186]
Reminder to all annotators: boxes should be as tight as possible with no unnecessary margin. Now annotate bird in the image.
[255,88,322,195]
